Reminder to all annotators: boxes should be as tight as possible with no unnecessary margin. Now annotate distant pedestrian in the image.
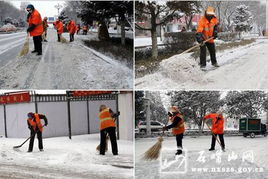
[82,25,88,35]
[27,112,48,152]
[42,17,49,42]
[26,4,43,56]
[181,26,186,32]
[67,19,76,42]
[76,24,81,35]
[99,105,120,155]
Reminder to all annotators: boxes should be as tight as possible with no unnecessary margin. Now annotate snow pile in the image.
[0,23,17,32]
[159,53,205,84]
[0,134,133,178]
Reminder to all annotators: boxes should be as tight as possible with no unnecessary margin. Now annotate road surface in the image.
[0,29,132,89]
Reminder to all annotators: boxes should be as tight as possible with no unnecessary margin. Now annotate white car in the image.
[138,121,165,133]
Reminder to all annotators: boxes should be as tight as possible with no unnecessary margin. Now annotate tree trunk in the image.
[151,27,158,59]
[120,19,126,45]
[98,21,110,41]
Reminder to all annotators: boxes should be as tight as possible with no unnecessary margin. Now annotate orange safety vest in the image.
[170,113,185,135]
[27,113,44,132]
[27,9,43,37]
[54,21,63,34]
[204,113,224,134]
[99,108,116,130]
[67,20,76,34]
[197,16,218,43]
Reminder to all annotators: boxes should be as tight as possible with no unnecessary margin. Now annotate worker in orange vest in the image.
[163,106,185,155]
[67,19,76,42]
[27,112,48,152]
[26,4,43,56]
[203,112,225,151]
[42,17,49,42]
[53,19,63,42]
[99,105,120,155]
[196,6,219,69]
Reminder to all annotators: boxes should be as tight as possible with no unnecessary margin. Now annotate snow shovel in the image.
[18,34,30,57]
[177,37,214,56]
[13,125,45,149]
[143,116,170,160]
[204,120,224,150]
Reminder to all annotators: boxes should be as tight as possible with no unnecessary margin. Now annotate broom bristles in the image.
[96,135,109,152]
[18,37,29,57]
[60,35,67,43]
[143,136,163,160]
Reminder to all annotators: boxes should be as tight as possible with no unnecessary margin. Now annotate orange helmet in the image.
[206,6,215,15]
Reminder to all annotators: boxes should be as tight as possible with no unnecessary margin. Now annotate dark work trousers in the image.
[33,35,42,54]
[28,129,43,151]
[100,127,118,155]
[83,30,87,35]
[176,133,183,151]
[70,33,74,42]
[211,134,225,149]
[57,34,61,42]
[200,42,217,67]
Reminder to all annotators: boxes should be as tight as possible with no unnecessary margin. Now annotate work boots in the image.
[175,150,182,155]
[212,63,219,67]
[209,148,215,151]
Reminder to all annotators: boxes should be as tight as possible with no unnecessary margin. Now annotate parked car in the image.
[239,118,267,138]
[138,121,165,133]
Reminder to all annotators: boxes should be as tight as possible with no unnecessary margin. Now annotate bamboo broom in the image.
[60,34,67,43]
[96,135,109,152]
[18,35,29,57]
[143,117,170,160]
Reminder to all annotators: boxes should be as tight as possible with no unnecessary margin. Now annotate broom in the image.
[18,34,29,57]
[143,117,170,160]
[96,135,109,152]
[60,34,67,43]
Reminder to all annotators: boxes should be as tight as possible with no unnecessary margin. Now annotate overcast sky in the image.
[10,1,66,17]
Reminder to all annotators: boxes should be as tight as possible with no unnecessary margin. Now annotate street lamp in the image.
[55,3,63,16]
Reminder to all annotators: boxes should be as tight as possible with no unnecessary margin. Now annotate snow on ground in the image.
[0,134,133,179]
[0,29,133,89]
[135,37,163,47]
[136,38,268,90]
[135,136,268,179]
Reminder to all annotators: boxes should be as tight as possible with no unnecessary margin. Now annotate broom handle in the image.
[179,37,214,55]
[162,116,171,137]
[204,120,223,148]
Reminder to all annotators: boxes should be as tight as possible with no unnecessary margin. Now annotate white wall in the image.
[88,100,117,134]
[118,93,133,141]
[70,101,88,135]
[0,105,4,136]
[6,103,35,138]
[37,102,68,138]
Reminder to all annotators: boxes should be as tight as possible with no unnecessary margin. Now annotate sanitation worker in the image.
[163,106,185,155]
[27,112,48,152]
[99,105,120,155]
[203,112,225,151]
[42,17,49,42]
[26,4,43,55]
[53,19,63,42]
[196,6,219,69]
[67,19,76,42]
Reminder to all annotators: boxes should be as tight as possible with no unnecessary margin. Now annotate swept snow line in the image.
[0,32,24,38]
[0,33,25,42]
[0,38,25,55]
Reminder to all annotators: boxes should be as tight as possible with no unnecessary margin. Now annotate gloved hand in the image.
[213,25,218,39]
[162,126,168,131]
[117,111,120,116]
[196,32,204,44]
[168,112,173,117]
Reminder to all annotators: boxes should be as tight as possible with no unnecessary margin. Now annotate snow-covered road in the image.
[136,38,268,90]
[135,136,268,179]
[0,30,133,89]
[0,134,133,178]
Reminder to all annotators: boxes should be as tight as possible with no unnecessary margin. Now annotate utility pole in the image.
[143,98,151,136]
[54,3,63,16]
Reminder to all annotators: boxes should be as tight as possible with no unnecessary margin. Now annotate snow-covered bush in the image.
[0,23,17,32]
[163,32,196,51]
[232,4,253,39]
